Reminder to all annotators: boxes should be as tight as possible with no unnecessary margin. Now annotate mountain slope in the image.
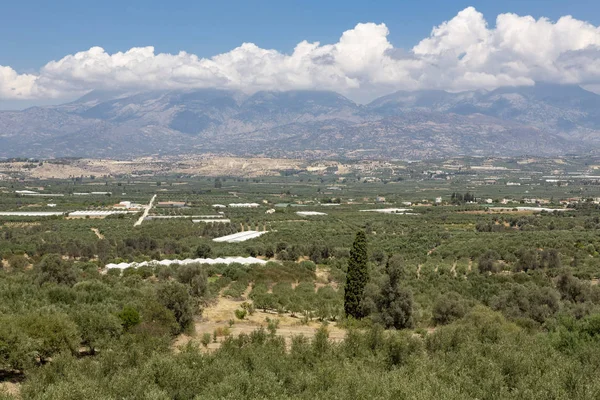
[367,83,600,140]
[0,84,599,158]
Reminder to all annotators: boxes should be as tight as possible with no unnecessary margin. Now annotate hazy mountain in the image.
[368,83,600,138]
[0,83,599,158]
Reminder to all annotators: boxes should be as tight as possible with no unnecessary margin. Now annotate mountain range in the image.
[1,82,599,159]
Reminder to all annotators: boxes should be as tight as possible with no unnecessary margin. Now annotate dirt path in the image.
[451,261,457,277]
[91,228,104,239]
[134,194,156,227]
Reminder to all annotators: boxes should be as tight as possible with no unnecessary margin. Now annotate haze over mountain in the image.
[0,82,598,159]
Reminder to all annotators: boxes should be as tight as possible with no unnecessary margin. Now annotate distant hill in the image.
[1,83,599,158]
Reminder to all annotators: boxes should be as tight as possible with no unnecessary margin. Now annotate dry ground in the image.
[175,281,346,352]
[0,381,21,398]
[1,156,310,180]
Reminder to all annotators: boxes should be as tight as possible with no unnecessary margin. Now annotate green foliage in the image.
[35,254,77,286]
[432,292,467,325]
[4,172,600,398]
[478,250,501,273]
[195,243,212,258]
[156,281,195,334]
[344,230,369,319]
[200,333,211,348]
[373,255,414,329]
[266,317,280,337]
[20,312,80,364]
[118,306,141,331]
[71,304,122,354]
[234,309,247,320]
[8,254,29,270]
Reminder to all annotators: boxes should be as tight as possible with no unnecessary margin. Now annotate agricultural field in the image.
[2,156,600,398]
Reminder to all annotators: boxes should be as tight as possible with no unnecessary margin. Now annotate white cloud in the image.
[2,7,600,101]
[0,66,39,99]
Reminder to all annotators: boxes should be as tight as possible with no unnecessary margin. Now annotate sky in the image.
[1,0,600,109]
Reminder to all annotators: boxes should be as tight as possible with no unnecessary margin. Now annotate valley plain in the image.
[2,154,600,398]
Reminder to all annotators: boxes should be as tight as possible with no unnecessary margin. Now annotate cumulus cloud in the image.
[0,66,39,98]
[2,7,600,101]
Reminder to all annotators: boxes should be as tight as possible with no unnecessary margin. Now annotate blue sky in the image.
[2,0,598,72]
[2,0,600,109]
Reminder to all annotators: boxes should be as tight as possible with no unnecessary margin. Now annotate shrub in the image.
[432,292,467,325]
[234,309,247,320]
[201,332,212,347]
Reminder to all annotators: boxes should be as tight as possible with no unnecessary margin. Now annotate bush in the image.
[118,306,141,331]
[234,309,247,320]
[8,254,29,270]
[35,254,77,286]
[432,292,467,325]
[156,281,195,334]
[300,260,317,271]
[196,244,212,258]
[201,332,212,347]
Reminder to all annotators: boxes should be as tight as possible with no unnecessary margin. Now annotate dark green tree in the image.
[156,281,195,334]
[344,230,369,318]
[432,292,467,325]
[375,255,414,329]
[20,312,80,363]
[478,250,500,273]
[196,243,212,258]
[72,305,122,354]
[35,254,77,286]
[118,306,141,331]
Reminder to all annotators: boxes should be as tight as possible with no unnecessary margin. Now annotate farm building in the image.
[156,201,187,208]
[113,201,143,209]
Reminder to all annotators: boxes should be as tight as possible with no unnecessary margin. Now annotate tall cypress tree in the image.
[344,230,369,318]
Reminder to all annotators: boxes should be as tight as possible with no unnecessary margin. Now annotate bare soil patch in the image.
[176,285,345,352]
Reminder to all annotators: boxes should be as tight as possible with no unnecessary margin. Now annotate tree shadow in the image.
[0,369,25,384]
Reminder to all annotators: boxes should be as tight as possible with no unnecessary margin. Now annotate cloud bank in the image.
[2,7,600,102]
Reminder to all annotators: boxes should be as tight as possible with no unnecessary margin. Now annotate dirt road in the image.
[134,194,156,227]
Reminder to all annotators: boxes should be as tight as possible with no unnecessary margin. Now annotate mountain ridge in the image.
[1,83,599,158]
